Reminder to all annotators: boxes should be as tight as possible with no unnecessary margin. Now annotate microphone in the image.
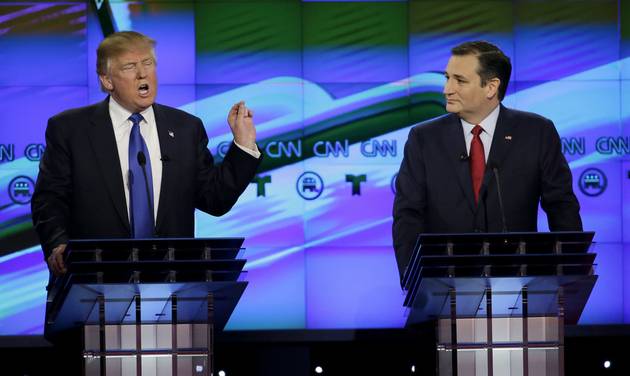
[473,174,491,233]
[459,152,469,161]
[136,151,155,235]
[161,155,170,163]
[491,164,508,233]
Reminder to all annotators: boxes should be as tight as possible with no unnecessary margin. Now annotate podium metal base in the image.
[436,287,565,376]
[83,323,212,376]
[437,317,561,376]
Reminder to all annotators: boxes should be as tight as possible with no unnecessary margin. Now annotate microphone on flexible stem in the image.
[481,186,489,232]
[491,165,508,233]
[136,151,155,236]
[471,178,492,233]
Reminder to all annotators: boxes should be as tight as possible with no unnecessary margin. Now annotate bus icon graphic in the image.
[8,176,35,205]
[578,168,607,197]
[296,172,323,200]
[302,177,319,193]
[13,182,31,197]
[582,174,601,188]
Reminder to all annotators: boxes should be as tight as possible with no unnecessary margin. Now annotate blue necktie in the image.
[128,113,154,238]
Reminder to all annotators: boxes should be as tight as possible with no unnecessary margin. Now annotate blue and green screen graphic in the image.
[1,0,630,335]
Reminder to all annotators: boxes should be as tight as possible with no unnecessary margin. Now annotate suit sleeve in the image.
[539,120,583,231]
[31,117,72,260]
[392,126,427,281]
[193,119,262,216]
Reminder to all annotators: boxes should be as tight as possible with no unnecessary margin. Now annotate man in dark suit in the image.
[32,32,261,288]
[393,41,582,279]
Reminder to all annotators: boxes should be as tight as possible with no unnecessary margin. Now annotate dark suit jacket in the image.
[32,98,262,260]
[393,105,582,278]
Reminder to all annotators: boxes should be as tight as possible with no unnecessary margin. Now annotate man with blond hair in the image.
[32,31,261,349]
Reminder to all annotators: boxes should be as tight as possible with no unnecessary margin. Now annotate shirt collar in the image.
[108,96,155,130]
[460,104,500,138]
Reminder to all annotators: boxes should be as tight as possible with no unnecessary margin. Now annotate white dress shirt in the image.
[460,104,500,162]
[108,97,260,222]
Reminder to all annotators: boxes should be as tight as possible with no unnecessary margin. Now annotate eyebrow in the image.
[121,57,153,65]
[444,72,468,80]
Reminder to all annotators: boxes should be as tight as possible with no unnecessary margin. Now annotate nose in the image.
[136,64,147,78]
[443,78,454,95]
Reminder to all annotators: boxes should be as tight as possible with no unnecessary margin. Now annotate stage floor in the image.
[1,325,628,375]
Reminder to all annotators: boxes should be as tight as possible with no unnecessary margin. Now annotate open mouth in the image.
[138,83,150,96]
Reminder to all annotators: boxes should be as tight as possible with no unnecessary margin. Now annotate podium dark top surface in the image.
[65,237,245,262]
[47,238,249,336]
[403,231,595,287]
[414,231,594,254]
[67,237,245,250]
[401,232,597,325]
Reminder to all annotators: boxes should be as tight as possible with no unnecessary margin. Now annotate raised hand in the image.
[227,101,256,150]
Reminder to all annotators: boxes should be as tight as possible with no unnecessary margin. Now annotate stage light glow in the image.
[604,360,611,369]
[315,366,323,374]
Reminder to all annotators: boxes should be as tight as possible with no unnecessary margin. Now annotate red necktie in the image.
[470,125,485,204]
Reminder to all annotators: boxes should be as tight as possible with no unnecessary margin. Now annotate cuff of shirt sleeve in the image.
[234,140,261,159]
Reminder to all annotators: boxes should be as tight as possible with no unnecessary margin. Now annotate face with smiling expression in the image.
[98,46,157,113]
[443,53,500,125]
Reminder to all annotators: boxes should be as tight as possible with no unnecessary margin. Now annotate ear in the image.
[486,78,500,99]
[99,74,114,91]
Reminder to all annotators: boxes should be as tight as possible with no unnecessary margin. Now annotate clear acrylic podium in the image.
[45,238,248,376]
[402,232,597,376]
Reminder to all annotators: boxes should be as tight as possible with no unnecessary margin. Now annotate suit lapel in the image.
[479,105,515,200]
[153,104,176,232]
[441,114,476,212]
[88,98,131,233]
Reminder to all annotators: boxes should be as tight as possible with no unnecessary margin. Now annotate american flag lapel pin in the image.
[168,130,175,138]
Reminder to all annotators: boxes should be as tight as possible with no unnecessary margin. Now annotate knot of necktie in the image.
[129,113,144,127]
[471,124,484,137]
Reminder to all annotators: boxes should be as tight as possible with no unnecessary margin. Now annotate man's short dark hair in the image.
[451,41,511,101]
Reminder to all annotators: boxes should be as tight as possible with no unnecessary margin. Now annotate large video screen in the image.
[0,0,629,335]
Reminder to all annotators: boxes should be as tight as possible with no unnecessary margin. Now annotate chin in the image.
[445,104,460,114]
[137,98,155,110]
